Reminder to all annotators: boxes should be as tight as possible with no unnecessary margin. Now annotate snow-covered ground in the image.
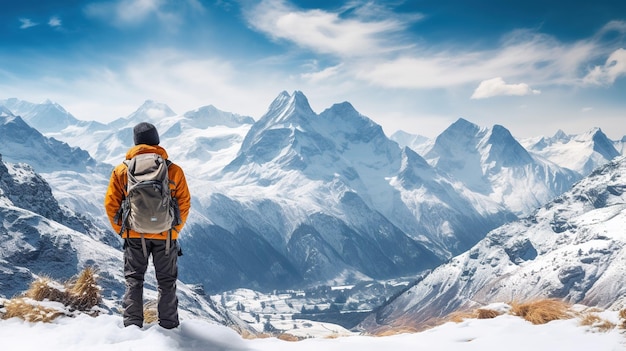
[1,308,625,351]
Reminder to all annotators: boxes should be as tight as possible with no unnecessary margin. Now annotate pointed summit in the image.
[263,90,316,126]
[552,129,570,143]
[237,91,316,156]
[425,118,488,192]
[183,105,254,129]
[423,118,577,214]
[590,128,620,161]
[18,99,79,133]
[127,100,176,122]
[486,124,533,167]
[426,118,482,158]
[106,100,175,129]
[0,114,97,173]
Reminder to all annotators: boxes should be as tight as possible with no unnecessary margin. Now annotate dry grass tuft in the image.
[579,313,615,332]
[23,277,67,303]
[4,298,64,323]
[1,267,102,323]
[580,313,601,326]
[66,267,101,312]
[618,309,626,329]
[446,308,502,324]
[447,310,478,323]
[510,299,571,325]
[476,308,501,319]
[240,331,272,340]
[143,300,158,324]
[277,333,303,342]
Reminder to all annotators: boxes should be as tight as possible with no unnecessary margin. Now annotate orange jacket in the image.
[104,145,191,240]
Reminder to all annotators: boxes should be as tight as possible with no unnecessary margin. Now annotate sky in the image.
[1,305,625,351]
[1,0,626,140]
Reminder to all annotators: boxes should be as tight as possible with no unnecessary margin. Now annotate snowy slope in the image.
[0,93,538,294]
[0,113,107,174]
[360,156,626,331]
[3,92,613,296]
[0,98,83,133]
[0,154,249,328]
[390,130,433,155]
[199,92,513,289]
[422,118,580,215]
[1,305,625,351]
[521,128,621,176]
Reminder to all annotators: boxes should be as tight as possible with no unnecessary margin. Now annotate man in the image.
[104,122,191,329]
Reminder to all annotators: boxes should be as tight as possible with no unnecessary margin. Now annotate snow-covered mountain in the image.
[0,112,107,174]
[182,92,517,291]
[0,153,123,297]
[0,98,85,133]
[359,156,626,331]
[422,118,580,215]
[390,130,432,155]
[2,92,518,293]
[521,128,621,176]
[0,110,116,234]
[2,92,620,298]
[396,126,623,182]
[0,152,251,329]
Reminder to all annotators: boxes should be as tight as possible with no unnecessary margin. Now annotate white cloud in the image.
[355,31,601,90]
[242,2,625,98]
[19,18,38,29]
[0,49,278,122]
[471,77,540,99]
[583,48,626,86]
[243,0,415,57]
[48,16,62,27]
[301,64,344,83]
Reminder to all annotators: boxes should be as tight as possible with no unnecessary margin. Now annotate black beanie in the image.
[133,122,160,145]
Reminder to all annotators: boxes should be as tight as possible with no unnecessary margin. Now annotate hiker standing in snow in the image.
[104,122,191,329]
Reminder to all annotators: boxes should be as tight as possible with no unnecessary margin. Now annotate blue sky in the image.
[1,0,625,139]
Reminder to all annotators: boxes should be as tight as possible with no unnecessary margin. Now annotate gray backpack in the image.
[115,153,181,236]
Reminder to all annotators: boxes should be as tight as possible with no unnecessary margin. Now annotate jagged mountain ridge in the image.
[193,92,513,290]
[0,112,107,174]
[0,153,113,246]
[422,118,581,215]
[0,153,124,298]
[1,93,514,292]
[0,153,252,330]
[359,156,626,332]
[0,98,85,133]
[1,92,617,295]
[521,128,621,176]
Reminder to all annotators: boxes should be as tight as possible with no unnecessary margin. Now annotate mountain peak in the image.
[427,118,483,160]
[234,91,316,162]
[486,124,533,167]
[451,117,480,132]
[182,105,254,128]
[590,128,620,160]
[128,100,176,122]
[262,91,315,126]
[552,129,570,143]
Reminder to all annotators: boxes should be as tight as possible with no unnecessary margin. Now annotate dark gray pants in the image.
[123,238,179,329]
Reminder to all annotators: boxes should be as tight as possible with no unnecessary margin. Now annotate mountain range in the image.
[0,147,251,331]
[359,155,626,332]
[0,92,623,310]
